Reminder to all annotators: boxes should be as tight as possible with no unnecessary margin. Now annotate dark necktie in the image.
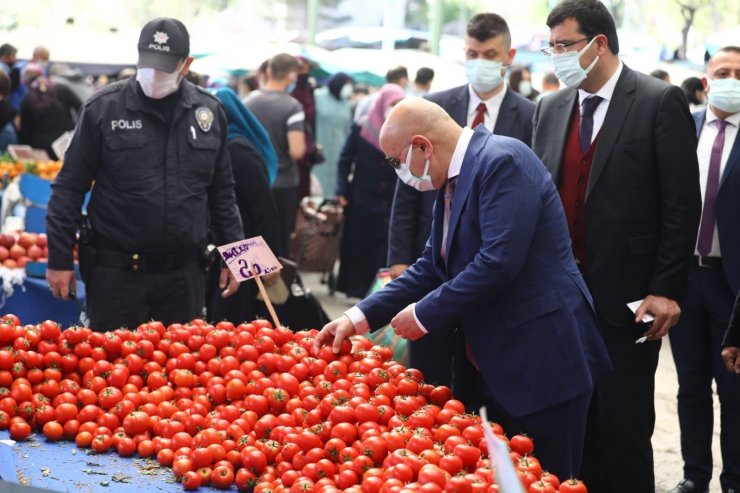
[579,95,603,154]
[441,177,457,260]
[697,119,728,257]
[471,103,486,129]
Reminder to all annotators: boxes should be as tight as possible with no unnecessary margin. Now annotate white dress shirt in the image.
[467,82,507,132]
[345,127,476,335]
[694,107,740,257]
[578,61,623,145]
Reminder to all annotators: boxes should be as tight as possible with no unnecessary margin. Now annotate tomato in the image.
[558,479,588,493]
[510,434,535,456]
[117,437,137,457]
[157,448,175,466]
[517,456,542,478]
[123,411,150,436]
[76,430,94,448]
[540,471,560,489]
[211,465,235,490]
[529,481,557,493]
[42,420,63,441]
[361,436,387,465]
[91,434,113,453]
[54,402,78,424]
[182,470,202,490]
[453,443,481,469]
[137,439,155,457]
[63,419,81,440]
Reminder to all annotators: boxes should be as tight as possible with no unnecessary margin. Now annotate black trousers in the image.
[455,346,591,480]
[85,261,206,332]
[272,185,300,259]
[408,329,456,387]
[580,318,661,493]
[669,261,740,492]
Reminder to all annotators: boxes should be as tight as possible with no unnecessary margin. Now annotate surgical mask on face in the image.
[708,77,740,114]
[136,67,182,99]
[394,145,435,192]
[552,37,599,88]
[287,81,296,93]
[340,84,353,100]
[465,59,504,94]
[518,80,533,97]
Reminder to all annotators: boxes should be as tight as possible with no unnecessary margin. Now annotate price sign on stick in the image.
[479,407,526,493]
[218,236,283,328]
[218,236,282,282]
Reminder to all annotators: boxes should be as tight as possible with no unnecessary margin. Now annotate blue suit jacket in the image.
[388,84,536,265]
[694,110,740,295]
[361,127,611,416]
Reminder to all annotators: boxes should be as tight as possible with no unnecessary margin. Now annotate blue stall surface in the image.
[0,430,211,493]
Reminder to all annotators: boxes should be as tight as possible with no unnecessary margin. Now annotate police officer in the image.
[46,17,244,331]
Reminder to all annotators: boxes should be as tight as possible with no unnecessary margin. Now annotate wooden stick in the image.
[249,259,282,329]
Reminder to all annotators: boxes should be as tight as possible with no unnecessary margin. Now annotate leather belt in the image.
[696,255,722,269]
[94,249,199,273]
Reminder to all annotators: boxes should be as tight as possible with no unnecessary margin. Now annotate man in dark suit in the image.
[667,46,740,493]
[386,13,535,387]
[531,1,702,492]
[315,97,611,479]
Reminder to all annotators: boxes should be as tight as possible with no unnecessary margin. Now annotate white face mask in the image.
[340,84,353,100]
[136,67,182,99]
[552,37,599,88]
[465,59,504,94]
[518,80,533,97]
[394,145,435,192]
[708,77,740,114]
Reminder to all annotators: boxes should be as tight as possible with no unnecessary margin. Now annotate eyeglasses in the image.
[386,155,402,169]
[540,37,594,56]
[385,144,411,170]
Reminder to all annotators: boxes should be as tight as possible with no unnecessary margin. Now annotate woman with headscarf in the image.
[206,87,282,322]
[17,63,81,159]
[313,72,354,198]
[335,84,405,298]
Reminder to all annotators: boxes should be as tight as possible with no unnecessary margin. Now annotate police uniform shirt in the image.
[46,77,244,270]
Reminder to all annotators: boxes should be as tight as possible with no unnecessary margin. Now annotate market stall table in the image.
[0,430,227,492]
[0,277,84,328]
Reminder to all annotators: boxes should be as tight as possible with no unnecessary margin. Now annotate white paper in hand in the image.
[218,236,282,283]
[627,299,655,324]
[480,407,525,493]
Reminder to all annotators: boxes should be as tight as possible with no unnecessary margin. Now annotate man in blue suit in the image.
[667,45,740,493]
[315,97,611,479]
[387,13,535,387]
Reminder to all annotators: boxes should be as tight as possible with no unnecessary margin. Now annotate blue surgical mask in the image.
[287,81,296,93]
[708,78,740,114]
[552,37,599,88]
[465,59,504,94]
[395,145,435,192]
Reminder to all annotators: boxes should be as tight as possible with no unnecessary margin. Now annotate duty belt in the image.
[94,249,199,273]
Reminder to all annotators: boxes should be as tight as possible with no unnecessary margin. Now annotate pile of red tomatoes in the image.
[0,314,587,493]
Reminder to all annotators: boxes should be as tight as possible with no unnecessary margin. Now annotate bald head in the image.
[380,97,458,158]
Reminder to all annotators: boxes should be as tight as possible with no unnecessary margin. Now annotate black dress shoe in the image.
[667,479,709,493]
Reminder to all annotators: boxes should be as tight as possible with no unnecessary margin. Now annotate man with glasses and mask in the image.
[46,17,243,331]
[386,13,535,388]
[531,1,701,491]
[315,96,611,480]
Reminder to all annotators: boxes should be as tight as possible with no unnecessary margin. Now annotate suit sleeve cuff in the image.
[412,303,428,334]
[345,306,371,335]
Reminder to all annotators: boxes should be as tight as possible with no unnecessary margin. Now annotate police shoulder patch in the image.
[195,106,214,132]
